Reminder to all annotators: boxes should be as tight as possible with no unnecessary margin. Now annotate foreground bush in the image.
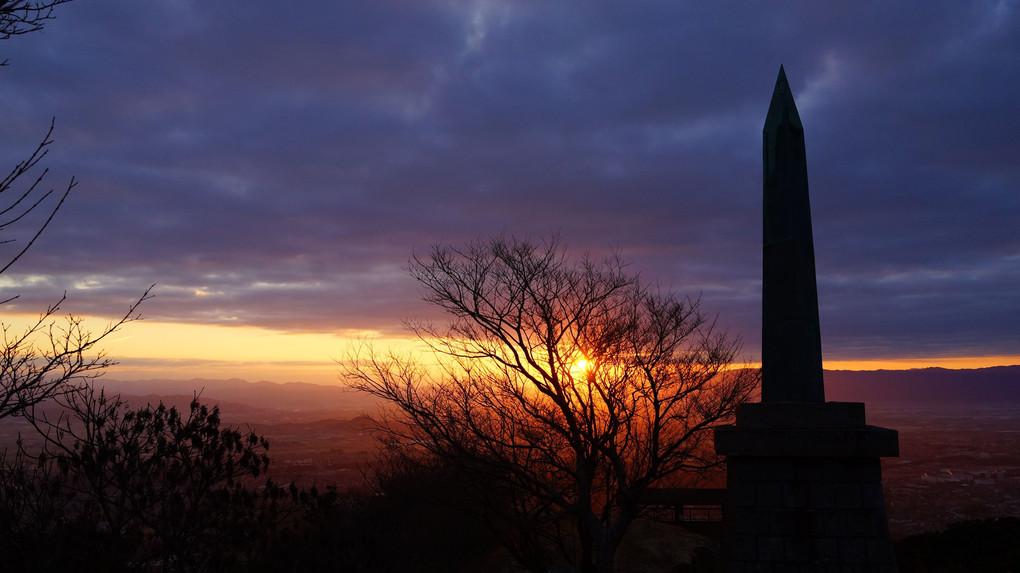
[895,517,1020,573]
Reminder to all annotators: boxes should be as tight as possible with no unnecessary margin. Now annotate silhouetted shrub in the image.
[894,517,1020,573]
[251,457,501,573]
[0,387,296,572]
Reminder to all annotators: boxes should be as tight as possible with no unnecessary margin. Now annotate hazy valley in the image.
[53,366,1020,539]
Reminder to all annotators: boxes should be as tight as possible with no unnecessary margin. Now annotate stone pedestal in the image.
[715,402,899,572]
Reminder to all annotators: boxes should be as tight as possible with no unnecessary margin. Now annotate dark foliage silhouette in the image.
[1,385,299,572]
[894,517,1020,573]
[252,454,500,573]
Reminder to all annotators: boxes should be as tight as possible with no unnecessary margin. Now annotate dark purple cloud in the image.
[0,1,1017,360]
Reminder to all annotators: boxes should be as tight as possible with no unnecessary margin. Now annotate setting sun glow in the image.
[569,357,594,380]
[3,311,1017,387]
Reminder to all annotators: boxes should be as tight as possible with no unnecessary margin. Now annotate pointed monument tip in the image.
[772,66,792,99]
[776,65,790,91]
[765,65,802,131]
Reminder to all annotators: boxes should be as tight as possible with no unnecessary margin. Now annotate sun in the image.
[570,357,592,378]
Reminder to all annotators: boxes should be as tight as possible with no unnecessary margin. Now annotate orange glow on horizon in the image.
[0,312,427,386]
[735,356,1020,372]
[2,311,1016,385]
[821,356,1020,371]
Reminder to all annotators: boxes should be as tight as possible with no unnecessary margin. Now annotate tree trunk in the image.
[579,517,595,572]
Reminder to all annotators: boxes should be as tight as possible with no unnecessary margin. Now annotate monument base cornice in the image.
[715,401,899,458]
[715,425,899,458]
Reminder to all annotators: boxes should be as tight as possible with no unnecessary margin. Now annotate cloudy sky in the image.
[1,1,1017,383]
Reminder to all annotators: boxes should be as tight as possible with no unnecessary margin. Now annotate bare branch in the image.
[0,285,154,420]
[0,119,75,275]
[0,1,74,40]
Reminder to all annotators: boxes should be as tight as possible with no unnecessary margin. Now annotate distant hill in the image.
[99,378,379,417]
[824,365,1020,405]
[98,366,1020,416]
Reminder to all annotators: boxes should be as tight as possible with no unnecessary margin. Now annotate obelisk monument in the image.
[715,67,899,571]
[762,65,825,403]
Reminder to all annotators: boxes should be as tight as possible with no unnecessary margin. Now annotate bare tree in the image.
[0,287,152,421]
[0,0,77,293]
[0,0,148,421]
[343,235,759,573]
[1,0,78,275]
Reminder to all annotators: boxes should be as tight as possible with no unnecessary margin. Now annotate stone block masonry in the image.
[716,403,900,572]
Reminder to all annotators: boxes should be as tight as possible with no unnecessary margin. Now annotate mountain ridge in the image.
[824,365,1020,404]
[100,365,1020,413]
[100,377,376,414]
